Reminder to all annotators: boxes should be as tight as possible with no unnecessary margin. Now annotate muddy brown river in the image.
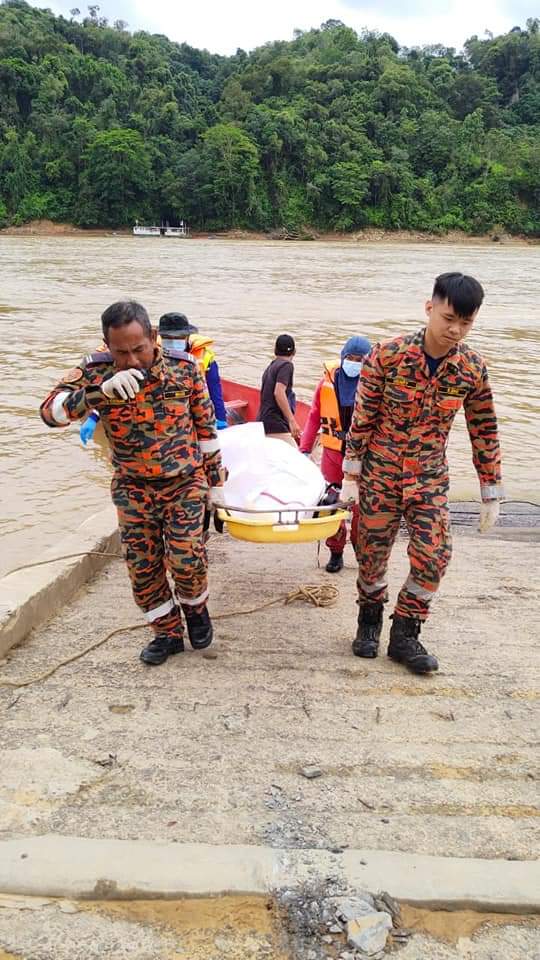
[0,236,538,577]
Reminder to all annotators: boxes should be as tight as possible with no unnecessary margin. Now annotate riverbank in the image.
[1,218,538,244]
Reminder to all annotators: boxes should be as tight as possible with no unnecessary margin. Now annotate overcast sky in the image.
[27,0,536,54]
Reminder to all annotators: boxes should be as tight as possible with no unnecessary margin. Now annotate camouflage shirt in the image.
[343,328,503,500]
[40,347,222,485]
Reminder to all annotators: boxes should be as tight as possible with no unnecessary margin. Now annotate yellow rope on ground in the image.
[0,581,339,689]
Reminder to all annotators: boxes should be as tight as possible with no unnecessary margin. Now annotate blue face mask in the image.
[162,337,187,352]
[342,359,362,378]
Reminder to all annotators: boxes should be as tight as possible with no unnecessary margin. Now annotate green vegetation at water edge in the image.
[0,0,539,235]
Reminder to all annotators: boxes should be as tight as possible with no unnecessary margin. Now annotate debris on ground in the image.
[275,879,405,959]
[300,766,323,780]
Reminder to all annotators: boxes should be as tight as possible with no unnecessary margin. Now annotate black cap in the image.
[159,312,199,337]
[275,334,295,356]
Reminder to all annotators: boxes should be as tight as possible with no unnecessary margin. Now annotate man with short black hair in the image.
[40,300,224,666]
[341,272,503,674]
[257,334,300,446]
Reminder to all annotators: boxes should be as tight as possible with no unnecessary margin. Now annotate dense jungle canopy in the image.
[0,0,539,234]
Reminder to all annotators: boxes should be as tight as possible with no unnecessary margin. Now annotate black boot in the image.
[140,632,184,666]
[326,551,344,573]
[387,614,438,674]
[182,605,213,650]
[352,602,383,658]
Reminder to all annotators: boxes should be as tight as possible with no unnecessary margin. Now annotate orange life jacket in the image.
[189,334,215,372]
[320,361,344,451]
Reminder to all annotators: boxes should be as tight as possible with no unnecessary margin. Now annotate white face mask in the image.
[342,359,362,378]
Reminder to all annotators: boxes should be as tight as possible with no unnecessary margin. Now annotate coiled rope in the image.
[0,552,338,688]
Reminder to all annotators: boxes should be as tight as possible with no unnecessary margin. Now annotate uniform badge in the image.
[441,386,467,397]
[63,367,84,383]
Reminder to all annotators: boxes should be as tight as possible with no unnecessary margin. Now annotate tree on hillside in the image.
[77,127,152,225]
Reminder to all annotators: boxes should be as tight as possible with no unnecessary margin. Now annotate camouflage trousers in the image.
[355,458,452,621]
[111,467,209,638]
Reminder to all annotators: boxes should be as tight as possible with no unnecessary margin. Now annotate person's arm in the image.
[300,380,323,453]
[190,358,223,488]
[273,361,300,438]
[40,364,106,428]
[342,345,384,478]
[274,382,300,439]
[205,359,227,425]
[464,362,503,501]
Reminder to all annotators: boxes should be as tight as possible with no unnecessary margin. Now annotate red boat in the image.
[221,379,310,429]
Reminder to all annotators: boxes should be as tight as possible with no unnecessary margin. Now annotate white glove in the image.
[479,499,500,534]
[340,478,359,504]
[208,486,226,509]
[101,369,144,400]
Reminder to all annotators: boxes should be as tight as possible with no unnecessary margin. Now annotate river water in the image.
[0,236,538,577]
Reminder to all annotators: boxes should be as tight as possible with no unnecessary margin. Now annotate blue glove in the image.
[80,411,100,446]
[216,419,228,430]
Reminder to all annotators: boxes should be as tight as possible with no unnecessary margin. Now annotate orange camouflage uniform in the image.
[40,347,222,637]
[343,328,503,620]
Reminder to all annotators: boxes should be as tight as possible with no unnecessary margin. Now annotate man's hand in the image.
[289,418,301,441]
[208,486,226,509]
[341,477,359,504]
[479,499,500,534]
[101,369,144,401]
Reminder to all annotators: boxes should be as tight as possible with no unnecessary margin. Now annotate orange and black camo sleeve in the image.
[189,359,223,487]
[343,345,385,476]
[464,363,503,499]
[39,362,105,428]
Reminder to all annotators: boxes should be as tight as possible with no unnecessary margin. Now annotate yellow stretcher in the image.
[216,504,350,544]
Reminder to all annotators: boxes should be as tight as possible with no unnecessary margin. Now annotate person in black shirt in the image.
[257,334,300,446]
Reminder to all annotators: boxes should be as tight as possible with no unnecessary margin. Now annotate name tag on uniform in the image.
[163,389,189,400]
[440,386,467,397]
[392,376,417,388]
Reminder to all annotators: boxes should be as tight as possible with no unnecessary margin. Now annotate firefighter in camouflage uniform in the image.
[341,273,503,674]
[40,301,225,666]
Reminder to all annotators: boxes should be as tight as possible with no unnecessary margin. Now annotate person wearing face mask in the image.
[158,313,228,430]
[300,335,371,572]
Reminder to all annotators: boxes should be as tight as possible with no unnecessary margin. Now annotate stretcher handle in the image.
[218,503,351,518]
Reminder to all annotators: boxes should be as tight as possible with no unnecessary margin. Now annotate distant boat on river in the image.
[133,221,189,238]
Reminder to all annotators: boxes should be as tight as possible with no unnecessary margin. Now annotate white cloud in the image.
[29,0,532,53]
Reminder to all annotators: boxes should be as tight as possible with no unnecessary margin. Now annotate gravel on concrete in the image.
[0,527,538,862]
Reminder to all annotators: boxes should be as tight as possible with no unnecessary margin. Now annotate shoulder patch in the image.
[84,350,113,366]
[63,366,84,384]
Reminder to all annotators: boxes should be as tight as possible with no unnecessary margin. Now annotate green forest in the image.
[1,0,539,235]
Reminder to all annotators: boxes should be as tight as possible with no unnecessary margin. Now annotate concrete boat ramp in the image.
[0,518,538,958]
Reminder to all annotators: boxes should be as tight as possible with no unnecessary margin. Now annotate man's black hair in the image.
[432,272,484,318]
[101,301,152,341]
[275,333,295,356]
